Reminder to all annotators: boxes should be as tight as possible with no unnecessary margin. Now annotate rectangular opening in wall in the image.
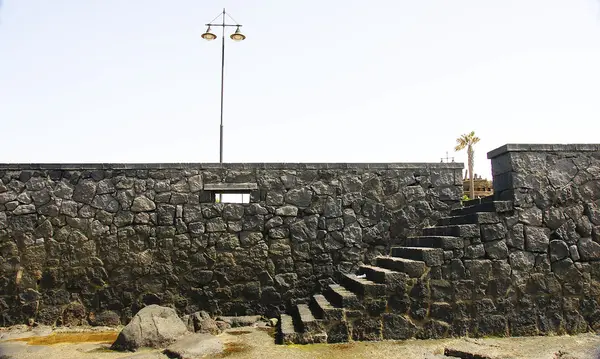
[215,193,250,203]
[204,183,258,204]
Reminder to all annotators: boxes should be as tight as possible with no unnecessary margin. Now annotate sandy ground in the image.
[1,325,600,359]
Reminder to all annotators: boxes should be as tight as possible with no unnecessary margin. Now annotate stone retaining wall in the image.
[0,162,463,326]
[485,144,600,333]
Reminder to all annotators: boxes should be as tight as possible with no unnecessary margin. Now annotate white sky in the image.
[1,0,600,179]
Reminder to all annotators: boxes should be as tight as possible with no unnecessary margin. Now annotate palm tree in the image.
[454,131,480,200]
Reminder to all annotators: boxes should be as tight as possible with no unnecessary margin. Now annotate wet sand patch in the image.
[8,332,119,346]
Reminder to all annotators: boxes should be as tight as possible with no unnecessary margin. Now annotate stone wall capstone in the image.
[0,162,463,326]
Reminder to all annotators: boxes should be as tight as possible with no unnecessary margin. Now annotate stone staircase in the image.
[277,199,513,344]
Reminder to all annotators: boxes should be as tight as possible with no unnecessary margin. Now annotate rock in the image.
[206,218,227,232]
[16,192,32,204]
[223,204,244,220]
[0,212,7,229]
[269,318,278,327]
[53,181,74,199]
[444,346,494,359]
[549,240,569,262]
[89,310,121,326]
[577,237,600,261]
[13,204,36,215]
[62,302,87,326]
[382,313,417,340]
[172,179,189,193]
[275,205,298,217]
[187,311,221,334]
[569,245,580,261]
[91,194,119,213]
[554,220,580,245]
[289,215,318,242]
[157,204,176,225]
[483,240,508,259]
[111,305,188,351]
[525,226,550,252]
[114,211,135,227]
[480,223,506,242]
[60,200,79,217]
[72,180,97,204]
[266,191,284,205]
[518,207,543,226]
[0,190,17,204]
[163,333,223,359]
[9,214,37,232]
[5,201,18,211]
[131,196,156,212]
[216,321,231,332]
[284,188,312,207]
[217,315,262,327]
[509,251,535,271]
[96,179,115,194]
[121,353,169,359]
[465,244,485,259]
[188,175,203,192]
[323,197,343,218]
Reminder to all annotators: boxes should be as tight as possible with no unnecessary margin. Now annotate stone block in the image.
[464,244,485,259]
[430,302,453,323]
[453,280,474,301]
[549,240,569,262]
[275,205,298,217]
[570,244,580,261]
[464,260,492,283]
[416,320,450,339]
[517,207,543,226]
[524,226,550,253]
[509,250,535,271]
[480,223,507,242]
[484,240,508,259]
[350,317,382,341]
[577,237,600,261]
[382,314,417,340]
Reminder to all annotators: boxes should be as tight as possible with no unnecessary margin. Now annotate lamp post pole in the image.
[219,9,225,164]
[202,9,246,165]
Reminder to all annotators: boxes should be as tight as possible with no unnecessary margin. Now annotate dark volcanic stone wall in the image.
[487,144,600,334]
[0,162,462,326]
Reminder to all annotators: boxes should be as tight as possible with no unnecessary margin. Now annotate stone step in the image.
[376,256,427,278]
[279,314,299,344]
[405,236,463,250]
[422,224,480,238]
[450,201,513,216]
[437,212,501,226]
[339,273,386,297]
[324,284,362,309]
[462,196,495,207]
[310,294,343,321]
[357,265,406,284]
[295,304,321,333]
[391,247,444,266]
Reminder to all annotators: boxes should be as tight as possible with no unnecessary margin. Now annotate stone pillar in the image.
[487,144,600,208]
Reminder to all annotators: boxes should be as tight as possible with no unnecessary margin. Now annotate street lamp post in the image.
[202,9,246,165]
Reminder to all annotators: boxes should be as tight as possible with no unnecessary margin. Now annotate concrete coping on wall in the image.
[0,162,464,170]
[204,183,258,191]
[487,144,600,159]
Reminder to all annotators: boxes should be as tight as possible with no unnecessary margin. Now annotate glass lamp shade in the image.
[230,27,245,41]
[202,31,217,41]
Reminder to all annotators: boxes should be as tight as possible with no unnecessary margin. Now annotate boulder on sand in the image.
[183,311,225,335]
[111,305,188,351]
[164,333,224,358]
